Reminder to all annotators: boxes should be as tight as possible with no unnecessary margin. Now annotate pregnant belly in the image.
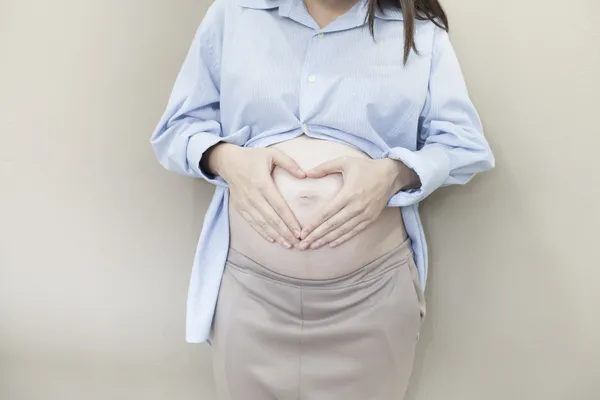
[229,135,407,279]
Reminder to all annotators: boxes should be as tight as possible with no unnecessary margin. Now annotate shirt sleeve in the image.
[386,26,495,207]
[149,2,230,187]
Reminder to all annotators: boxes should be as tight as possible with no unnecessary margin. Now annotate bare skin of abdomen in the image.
[229,135,408,280]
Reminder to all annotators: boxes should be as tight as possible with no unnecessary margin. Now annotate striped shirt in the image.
[150,0,495,343]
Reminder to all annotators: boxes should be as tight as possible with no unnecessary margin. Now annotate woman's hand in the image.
[298,156,420,250]
[207,143,306,248]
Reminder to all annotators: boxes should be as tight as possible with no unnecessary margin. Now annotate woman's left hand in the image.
[298,156,420,250]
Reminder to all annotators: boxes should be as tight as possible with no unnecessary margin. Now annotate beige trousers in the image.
[210,238,426,400]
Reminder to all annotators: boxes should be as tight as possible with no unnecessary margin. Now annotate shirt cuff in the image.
[186,133,228,187]
[385,144,451,207]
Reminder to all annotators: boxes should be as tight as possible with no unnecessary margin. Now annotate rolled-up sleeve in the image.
[150,2,227,187]
[386,27,495,207]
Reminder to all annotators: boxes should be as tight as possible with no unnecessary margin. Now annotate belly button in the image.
[297,194,317,203]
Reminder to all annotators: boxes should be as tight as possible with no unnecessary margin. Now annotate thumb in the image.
[305,157,347,179]
[271,151,307,179]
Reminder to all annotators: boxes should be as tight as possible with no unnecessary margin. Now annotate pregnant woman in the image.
[151,0,494,398]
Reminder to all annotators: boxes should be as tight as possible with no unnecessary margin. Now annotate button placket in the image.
[299,34,323,128]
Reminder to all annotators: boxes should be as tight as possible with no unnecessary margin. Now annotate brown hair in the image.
[366,0,449,64]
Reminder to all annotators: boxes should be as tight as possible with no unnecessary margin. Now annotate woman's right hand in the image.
[205,143,306,248]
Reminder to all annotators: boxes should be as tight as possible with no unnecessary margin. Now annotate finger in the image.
[239,208,275,244]
[271,151,306,179]
[246,205,292,248]
[329,220,371,248]
[304,157,347,179]
[263,184,302,240]
[300,206,362,249]
[251,196,296,248]
[307,215,365,250]
[300,191,349,240]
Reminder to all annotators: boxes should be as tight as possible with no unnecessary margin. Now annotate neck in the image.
[304,0,361,13]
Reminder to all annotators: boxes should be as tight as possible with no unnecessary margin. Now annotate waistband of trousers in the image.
[225,237,414,288]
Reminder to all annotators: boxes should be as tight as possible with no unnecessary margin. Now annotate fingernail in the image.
[310,242,321,250]
[300,230,308,240]
[283,240,292,249]
[329,242,338,248]
[299,242,309,250]
[293,230,301,239]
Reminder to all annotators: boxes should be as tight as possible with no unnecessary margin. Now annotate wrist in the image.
[204,143,237,177]
[381,158,421,195]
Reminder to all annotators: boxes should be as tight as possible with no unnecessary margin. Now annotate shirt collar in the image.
[237,0,282,10]
[373,6,403,21]
[237,0,404,21]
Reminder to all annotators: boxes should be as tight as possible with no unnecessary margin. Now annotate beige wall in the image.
[1,0,599,399]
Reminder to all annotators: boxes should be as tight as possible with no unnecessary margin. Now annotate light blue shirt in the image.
[150,0,494,343]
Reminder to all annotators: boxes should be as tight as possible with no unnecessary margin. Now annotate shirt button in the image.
[302,123,308,132]
[318,33,325,38]
[308,75,316,83]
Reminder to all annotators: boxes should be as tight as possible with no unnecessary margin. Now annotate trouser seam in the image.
[298,285,304,400]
